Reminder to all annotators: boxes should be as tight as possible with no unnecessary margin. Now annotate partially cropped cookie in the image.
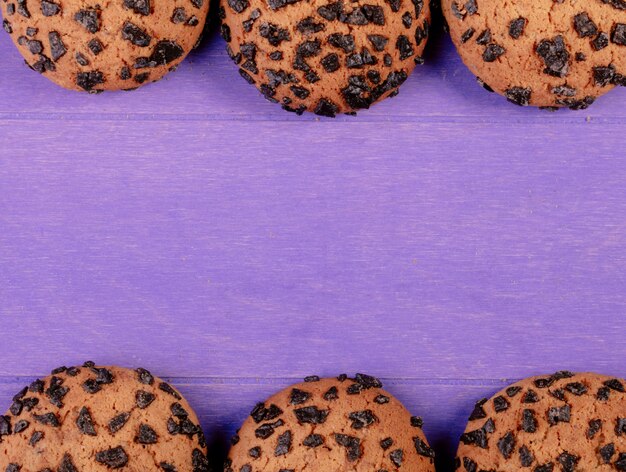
[219,0,430,116]
[456,371,626,472]
[443,0,626,109]
[225,374,435,472]
[0,362,210,471]
[1,0,208,92]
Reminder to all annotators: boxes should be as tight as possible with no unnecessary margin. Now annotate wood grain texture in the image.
[0,12,625,472]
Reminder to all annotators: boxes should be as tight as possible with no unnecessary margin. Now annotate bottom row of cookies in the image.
[0,363,624,471]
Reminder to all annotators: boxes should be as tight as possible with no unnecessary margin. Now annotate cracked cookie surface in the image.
[225,374,436,472]
[219,0,430,116]
[456,371,626,472]
[442,0,626,109]
[1,0,209,92]
[0,362,210,472]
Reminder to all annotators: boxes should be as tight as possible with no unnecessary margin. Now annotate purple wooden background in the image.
[1,14,625,472]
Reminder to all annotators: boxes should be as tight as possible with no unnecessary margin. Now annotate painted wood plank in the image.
[2,27,626,121]
[0,119,624,382]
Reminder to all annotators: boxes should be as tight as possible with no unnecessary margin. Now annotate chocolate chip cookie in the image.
[1,0,209,92]
[225,374,436,472]
[219,0,430,116]
[456,371,626,472]
[0,362,210,471]
[443,0,626,109]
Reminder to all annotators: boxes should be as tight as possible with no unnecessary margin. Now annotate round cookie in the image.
[0,362,210,472]
[219,0,430,116]
[1,0,209,92]
[225,374,436,472]
[442,0,626,109]
[456,371,626,472]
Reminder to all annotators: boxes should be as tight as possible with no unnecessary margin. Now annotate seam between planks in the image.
[0,113,622,125]
[0,376,519,386]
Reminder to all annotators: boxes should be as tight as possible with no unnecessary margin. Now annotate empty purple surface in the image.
[0,13,625,472]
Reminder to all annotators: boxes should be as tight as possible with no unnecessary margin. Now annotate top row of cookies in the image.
[2,0,625,116]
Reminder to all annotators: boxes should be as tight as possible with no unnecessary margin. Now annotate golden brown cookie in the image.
[0,362,210,472]
[219,0,430,116]
[456,371,626,472]
[442,0,626,109]
[0,0,209,92]
[225,374,436,472]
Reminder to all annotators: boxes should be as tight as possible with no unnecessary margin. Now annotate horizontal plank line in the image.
[0,375,516,387]
[0,112,622,125]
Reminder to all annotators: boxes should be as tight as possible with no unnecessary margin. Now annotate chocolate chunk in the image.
[124,0,150,15]
[497,431,515,459]
[482,43,505,62]
[396,35,414,60]
[29,380,44,393]
[76,71,104,91]
[74,8,99,33]
[303,434,324,447]
[29,430,44,445]
[227,0,249,13]
[612,24,626,45]
[13,420,29,433]
[59,454,78,472]
[76,407,96,435]
[414,437,435,458]
[509,17,526,39]
[506,386,522,397]
[109,413,130,433]
[565,382,587,396]
[274,430,292,456]
[314,98,338,117]
[136,424,158,444]
[250,403,283,423]
[600,443,615,463]
[192,449,210,472]
[248,446,261,457]
[83,379,101,394]
[605,379,625,392]
[150,40,184,65]
[574,12,598,37]
[323,386,339,400]
[34,413,59,427]
[460,419,494,448]
[122,22,151,47]
[390,449,403,467]
[493,395,510,412]
[0,416,11,436]
[289,389,311,405]
[48,32,66,61]
[88,38,104,55]
[40,0,60,16]
[522,409,538,433]
[557,452,580,472]
[469,399,488,421]
[96,447,129,469]
[335,434,361,461]
[381,437,393,450]
[520,445,534,467]
[616,418,626,435]
[547,405,571,425]
[259,22,290,46]
[587,419,602,439]
[349,410,377,429]
[522,390,539,403]
[294,406,329,424]
[159,382,182,399]
[536,36,569,77]
[136,390,156,409]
